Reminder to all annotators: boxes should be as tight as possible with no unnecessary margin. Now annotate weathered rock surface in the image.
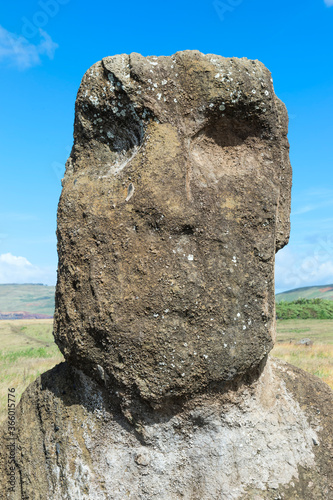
[2,51,333,499]
[54,50,292,404]
[1,358,332,499]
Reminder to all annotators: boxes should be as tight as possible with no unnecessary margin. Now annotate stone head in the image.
[54,51,291,404]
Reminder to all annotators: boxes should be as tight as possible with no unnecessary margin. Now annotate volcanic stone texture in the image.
[54,51,292,405]
[1,52,333,500]
[1,358,332,499]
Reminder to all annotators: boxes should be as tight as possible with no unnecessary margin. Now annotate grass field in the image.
[271,319,333,389]
[0,319,63,425]
[0,318,332,426]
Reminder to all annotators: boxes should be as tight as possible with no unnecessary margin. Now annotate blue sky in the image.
[0,0,332,293]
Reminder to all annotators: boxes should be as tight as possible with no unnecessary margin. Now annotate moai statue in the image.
[54,50,291,404]
[1,52,332,500]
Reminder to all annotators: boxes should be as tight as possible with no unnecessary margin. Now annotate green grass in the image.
[0,346,56,362]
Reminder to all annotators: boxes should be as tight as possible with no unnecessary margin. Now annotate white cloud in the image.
[0,25,58,69]
[275,245,333,293]
[324,0,333,6]
[0,253,56,285]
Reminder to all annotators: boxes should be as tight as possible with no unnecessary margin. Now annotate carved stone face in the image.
[54,51,291,404]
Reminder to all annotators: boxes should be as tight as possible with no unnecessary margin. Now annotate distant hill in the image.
[276,284,333,303]
[0,311,53,320]
[0,284,55,318]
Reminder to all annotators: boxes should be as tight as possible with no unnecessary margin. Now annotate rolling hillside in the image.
[276,284,333,302]
[0,284,55,318]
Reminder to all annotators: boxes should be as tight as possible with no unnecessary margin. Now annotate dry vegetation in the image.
[271,319,333,389]
[0,319,63,425]
[0,318,332,426]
